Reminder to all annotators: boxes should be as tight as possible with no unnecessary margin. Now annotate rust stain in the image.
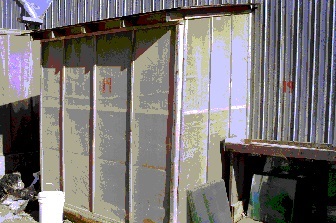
[142,163,166,171]
[143,219,156,223]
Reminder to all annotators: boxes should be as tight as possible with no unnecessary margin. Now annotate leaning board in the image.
[187,179,232,223]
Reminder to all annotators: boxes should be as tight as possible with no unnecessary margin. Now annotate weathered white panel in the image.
[42,148,61,191]
[41,40,63,191]
[64,151,90,208]
[132,167,167,223]
[0,35,9,105]
[134,114,168,169]
[30,39,42,98]
[178,18,210,223]
[64,37,93,210]
[96,111,127,161]
[95,159,126,221]
[8,35,33,100]
[230,13,249,139]
[208,15,231,182]
[94,31,132,221]
[42,107,60,152]
[0,35,41,106]
[132,26,174,222]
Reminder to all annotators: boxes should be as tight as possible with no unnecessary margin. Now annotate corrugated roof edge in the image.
[17,0,38,18]
[33,3,258,40]
[40,2,258,30]
[39,0,53,19]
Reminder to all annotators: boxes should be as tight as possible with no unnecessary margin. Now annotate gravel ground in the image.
[0,201,74,223]
[0,203,37,222]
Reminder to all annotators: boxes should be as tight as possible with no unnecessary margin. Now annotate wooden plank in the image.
[244,139,334,150]
[223,142,336,161]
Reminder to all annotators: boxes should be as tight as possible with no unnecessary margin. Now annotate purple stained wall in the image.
[0,32,41,186]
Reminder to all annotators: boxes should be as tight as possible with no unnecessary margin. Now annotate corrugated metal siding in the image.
[41,0,255,29]
[250,0,336,145]
[0,0,30,30]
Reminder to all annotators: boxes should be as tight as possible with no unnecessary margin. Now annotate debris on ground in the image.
[0,172,74,222]
[0,172,38,222]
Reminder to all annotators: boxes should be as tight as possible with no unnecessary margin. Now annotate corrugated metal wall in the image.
[250,0,336,145]
[0,0,31,30]
[41,0,259,29]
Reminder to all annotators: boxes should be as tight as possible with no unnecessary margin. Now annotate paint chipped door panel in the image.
[41,40,63,191]
[131,26,175,223]
[94,31,132,221]
[179,17,211,223]
[64,36,94,210]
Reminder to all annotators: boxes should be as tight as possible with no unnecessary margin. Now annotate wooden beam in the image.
[244,139,335,150]
[32,4,256,41]
[223,142,336,162]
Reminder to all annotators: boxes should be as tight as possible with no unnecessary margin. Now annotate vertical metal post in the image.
[128,29,135,223]
[61,39,65,193]
[170,22,184,223]
[89,35,97,212]
[206,17,213,183]
[228,14,233,138]
[247,12,252,140]
[40,56,44,192]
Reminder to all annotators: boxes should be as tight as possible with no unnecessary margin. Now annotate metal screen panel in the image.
[94,31,132,221]
[131,26,174,223]
[64,37,94,209]
[41,41,63,191]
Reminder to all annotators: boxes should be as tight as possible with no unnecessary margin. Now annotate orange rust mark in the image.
[143,219,156,223]
[101,77,112,93]
[142,163,166,171]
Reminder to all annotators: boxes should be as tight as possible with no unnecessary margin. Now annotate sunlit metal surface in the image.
[250,0,336,145]
[0,0,38,29]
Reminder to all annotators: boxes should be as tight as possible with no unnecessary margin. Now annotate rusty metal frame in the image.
[33,4,256,41]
